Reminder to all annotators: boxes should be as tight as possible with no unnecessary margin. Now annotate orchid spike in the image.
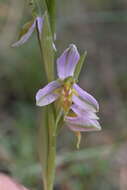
[12,16,44,47]
[36,44,101,136]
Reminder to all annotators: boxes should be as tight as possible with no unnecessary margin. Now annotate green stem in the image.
[38,107,57,190]
[46,105,56,190]
[47,134,56,190]
[46,0,56,36]
[38,108,48,190]
[37,11,55,82]
[46,109,63,190]
[35,0,57,189]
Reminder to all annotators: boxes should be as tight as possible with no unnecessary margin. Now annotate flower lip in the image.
[67,123,101,132]
[65,114,101,132]
[71,104,99,120]
[64,101,101,132]
[68,44,77,50]
[73,84,99,112]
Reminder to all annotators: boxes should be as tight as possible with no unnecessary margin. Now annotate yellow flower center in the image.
[55,77,77,112]
[61,84,73,112]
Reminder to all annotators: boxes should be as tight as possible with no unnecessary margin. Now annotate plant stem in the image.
[47,134,56,190]
[38,108,49,190]
[46,105,56,190]
[46,0,56,36]
[36,0,57,189]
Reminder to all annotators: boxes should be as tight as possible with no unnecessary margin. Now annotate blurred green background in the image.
[0,0,127,189]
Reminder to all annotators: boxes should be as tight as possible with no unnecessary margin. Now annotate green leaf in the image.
[74,51,87,80]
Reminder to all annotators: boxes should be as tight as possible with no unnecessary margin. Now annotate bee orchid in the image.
[36,44,101,146]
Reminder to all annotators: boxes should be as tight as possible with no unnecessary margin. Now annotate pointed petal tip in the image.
[69,44,79,56]
[11,41,21,48]
[95,125,101,131]
[69,43,77,50]
[36,100,42,107]
[92,120,102,131]
[52,42,57,51]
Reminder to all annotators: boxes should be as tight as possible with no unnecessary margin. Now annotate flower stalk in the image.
[47,105,56,190]
[36,1,57,190]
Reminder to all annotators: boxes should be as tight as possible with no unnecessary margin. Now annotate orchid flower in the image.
[36,44,101,146]
[12,16,44,47]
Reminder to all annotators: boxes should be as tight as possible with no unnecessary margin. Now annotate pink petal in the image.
[71,104,99,120]
[72,95,96,112]
[57,44,80,80]
[65,103,101,132]
[73,84,99,112]
[0,174,29,190]
[36,80,61,106]
[12,21,36,47]
[67,123,101,132]
[65,115,101,132]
